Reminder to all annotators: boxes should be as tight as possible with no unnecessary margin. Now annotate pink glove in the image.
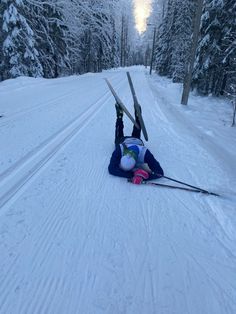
[132,169,149,185]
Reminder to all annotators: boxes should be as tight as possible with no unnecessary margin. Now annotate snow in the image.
[0,66,236,313]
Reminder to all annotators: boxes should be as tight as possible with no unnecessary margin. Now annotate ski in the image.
[126,72,149,141]
[105,78,140,129]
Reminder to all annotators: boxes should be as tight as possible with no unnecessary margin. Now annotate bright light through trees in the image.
[134,0,152,33]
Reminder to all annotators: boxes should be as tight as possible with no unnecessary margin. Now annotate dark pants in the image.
[115,116,141,144]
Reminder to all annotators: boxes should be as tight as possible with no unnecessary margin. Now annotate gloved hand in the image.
[132,169,149,185]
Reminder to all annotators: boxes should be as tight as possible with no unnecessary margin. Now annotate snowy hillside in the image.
[0,67,236,314]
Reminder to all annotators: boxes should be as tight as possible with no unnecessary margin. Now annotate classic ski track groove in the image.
[0,79,124,213]
[0,78,125,313]
[0,89,79,128]
[0,75,121,128]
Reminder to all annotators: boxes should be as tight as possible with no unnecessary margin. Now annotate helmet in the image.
[120,155,136,171]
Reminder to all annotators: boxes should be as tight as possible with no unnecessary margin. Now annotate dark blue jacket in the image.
[108,145,164,180]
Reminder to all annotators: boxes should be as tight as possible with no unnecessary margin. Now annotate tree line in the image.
[151,0,236,98]
[0,0,137,81]
[1,0,235,102]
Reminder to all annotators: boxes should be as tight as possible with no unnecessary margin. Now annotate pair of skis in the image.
[105,72,148,141]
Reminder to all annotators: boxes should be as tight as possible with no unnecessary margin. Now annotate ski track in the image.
[0,68,235,314]
[0,88,79,128]
[0,76,125,214]
[0,73,122,128]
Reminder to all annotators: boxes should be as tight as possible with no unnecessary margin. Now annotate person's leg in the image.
[131,109,141,138]
[115,117,124,144]
[115,103,124,144]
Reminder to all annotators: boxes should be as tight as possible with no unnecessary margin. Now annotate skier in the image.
[108,104,164,184]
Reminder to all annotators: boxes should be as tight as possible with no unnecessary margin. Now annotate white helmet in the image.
[120,155,136,171]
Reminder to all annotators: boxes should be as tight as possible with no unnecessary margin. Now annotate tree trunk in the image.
[120,16,125,67]
[181,0,204,105]
[150,27,157,75]
[232,99,236,127]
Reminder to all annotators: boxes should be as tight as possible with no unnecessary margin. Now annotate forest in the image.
[0,0,235,98]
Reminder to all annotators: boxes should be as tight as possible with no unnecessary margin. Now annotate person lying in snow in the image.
[108,104,164,184]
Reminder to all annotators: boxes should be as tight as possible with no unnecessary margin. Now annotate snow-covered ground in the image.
[0,66,235,314]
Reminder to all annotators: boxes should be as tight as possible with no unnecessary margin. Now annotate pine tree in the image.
[220,0,236,97]
[1,0,43,79]
[0,2,4,80]
[170,0,195,82]
[0,0,138,81]
[28,0,70,78]
[155,0,175,77]
[192,0,236,96]
[154,0,194,81]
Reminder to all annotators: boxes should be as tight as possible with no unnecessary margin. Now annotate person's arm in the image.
[144,149,164,180]
[108,146,133,179]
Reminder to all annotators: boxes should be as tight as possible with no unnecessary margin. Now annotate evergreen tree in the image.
[170,0,195,82]
[193,0,225,95]
[1,0,43,79]
[152,0,235,97]
[218,0,236,96]
[0,2,4,80]
[117,0,137,67]
[0,0,138,81]
[155,0,175,77]
[28,0,70,78]
[154,0,194,82]
[193,0,236,96]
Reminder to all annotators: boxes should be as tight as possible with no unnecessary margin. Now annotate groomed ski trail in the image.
[0,76,125,213]
[0,67,235,314]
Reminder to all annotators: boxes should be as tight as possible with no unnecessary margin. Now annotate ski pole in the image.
[142,181,219,196]
[156,174,219,196]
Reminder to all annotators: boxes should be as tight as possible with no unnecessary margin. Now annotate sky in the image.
[134,0,152,33]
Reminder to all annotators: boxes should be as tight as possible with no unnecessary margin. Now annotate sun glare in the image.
[134,0,152,33]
